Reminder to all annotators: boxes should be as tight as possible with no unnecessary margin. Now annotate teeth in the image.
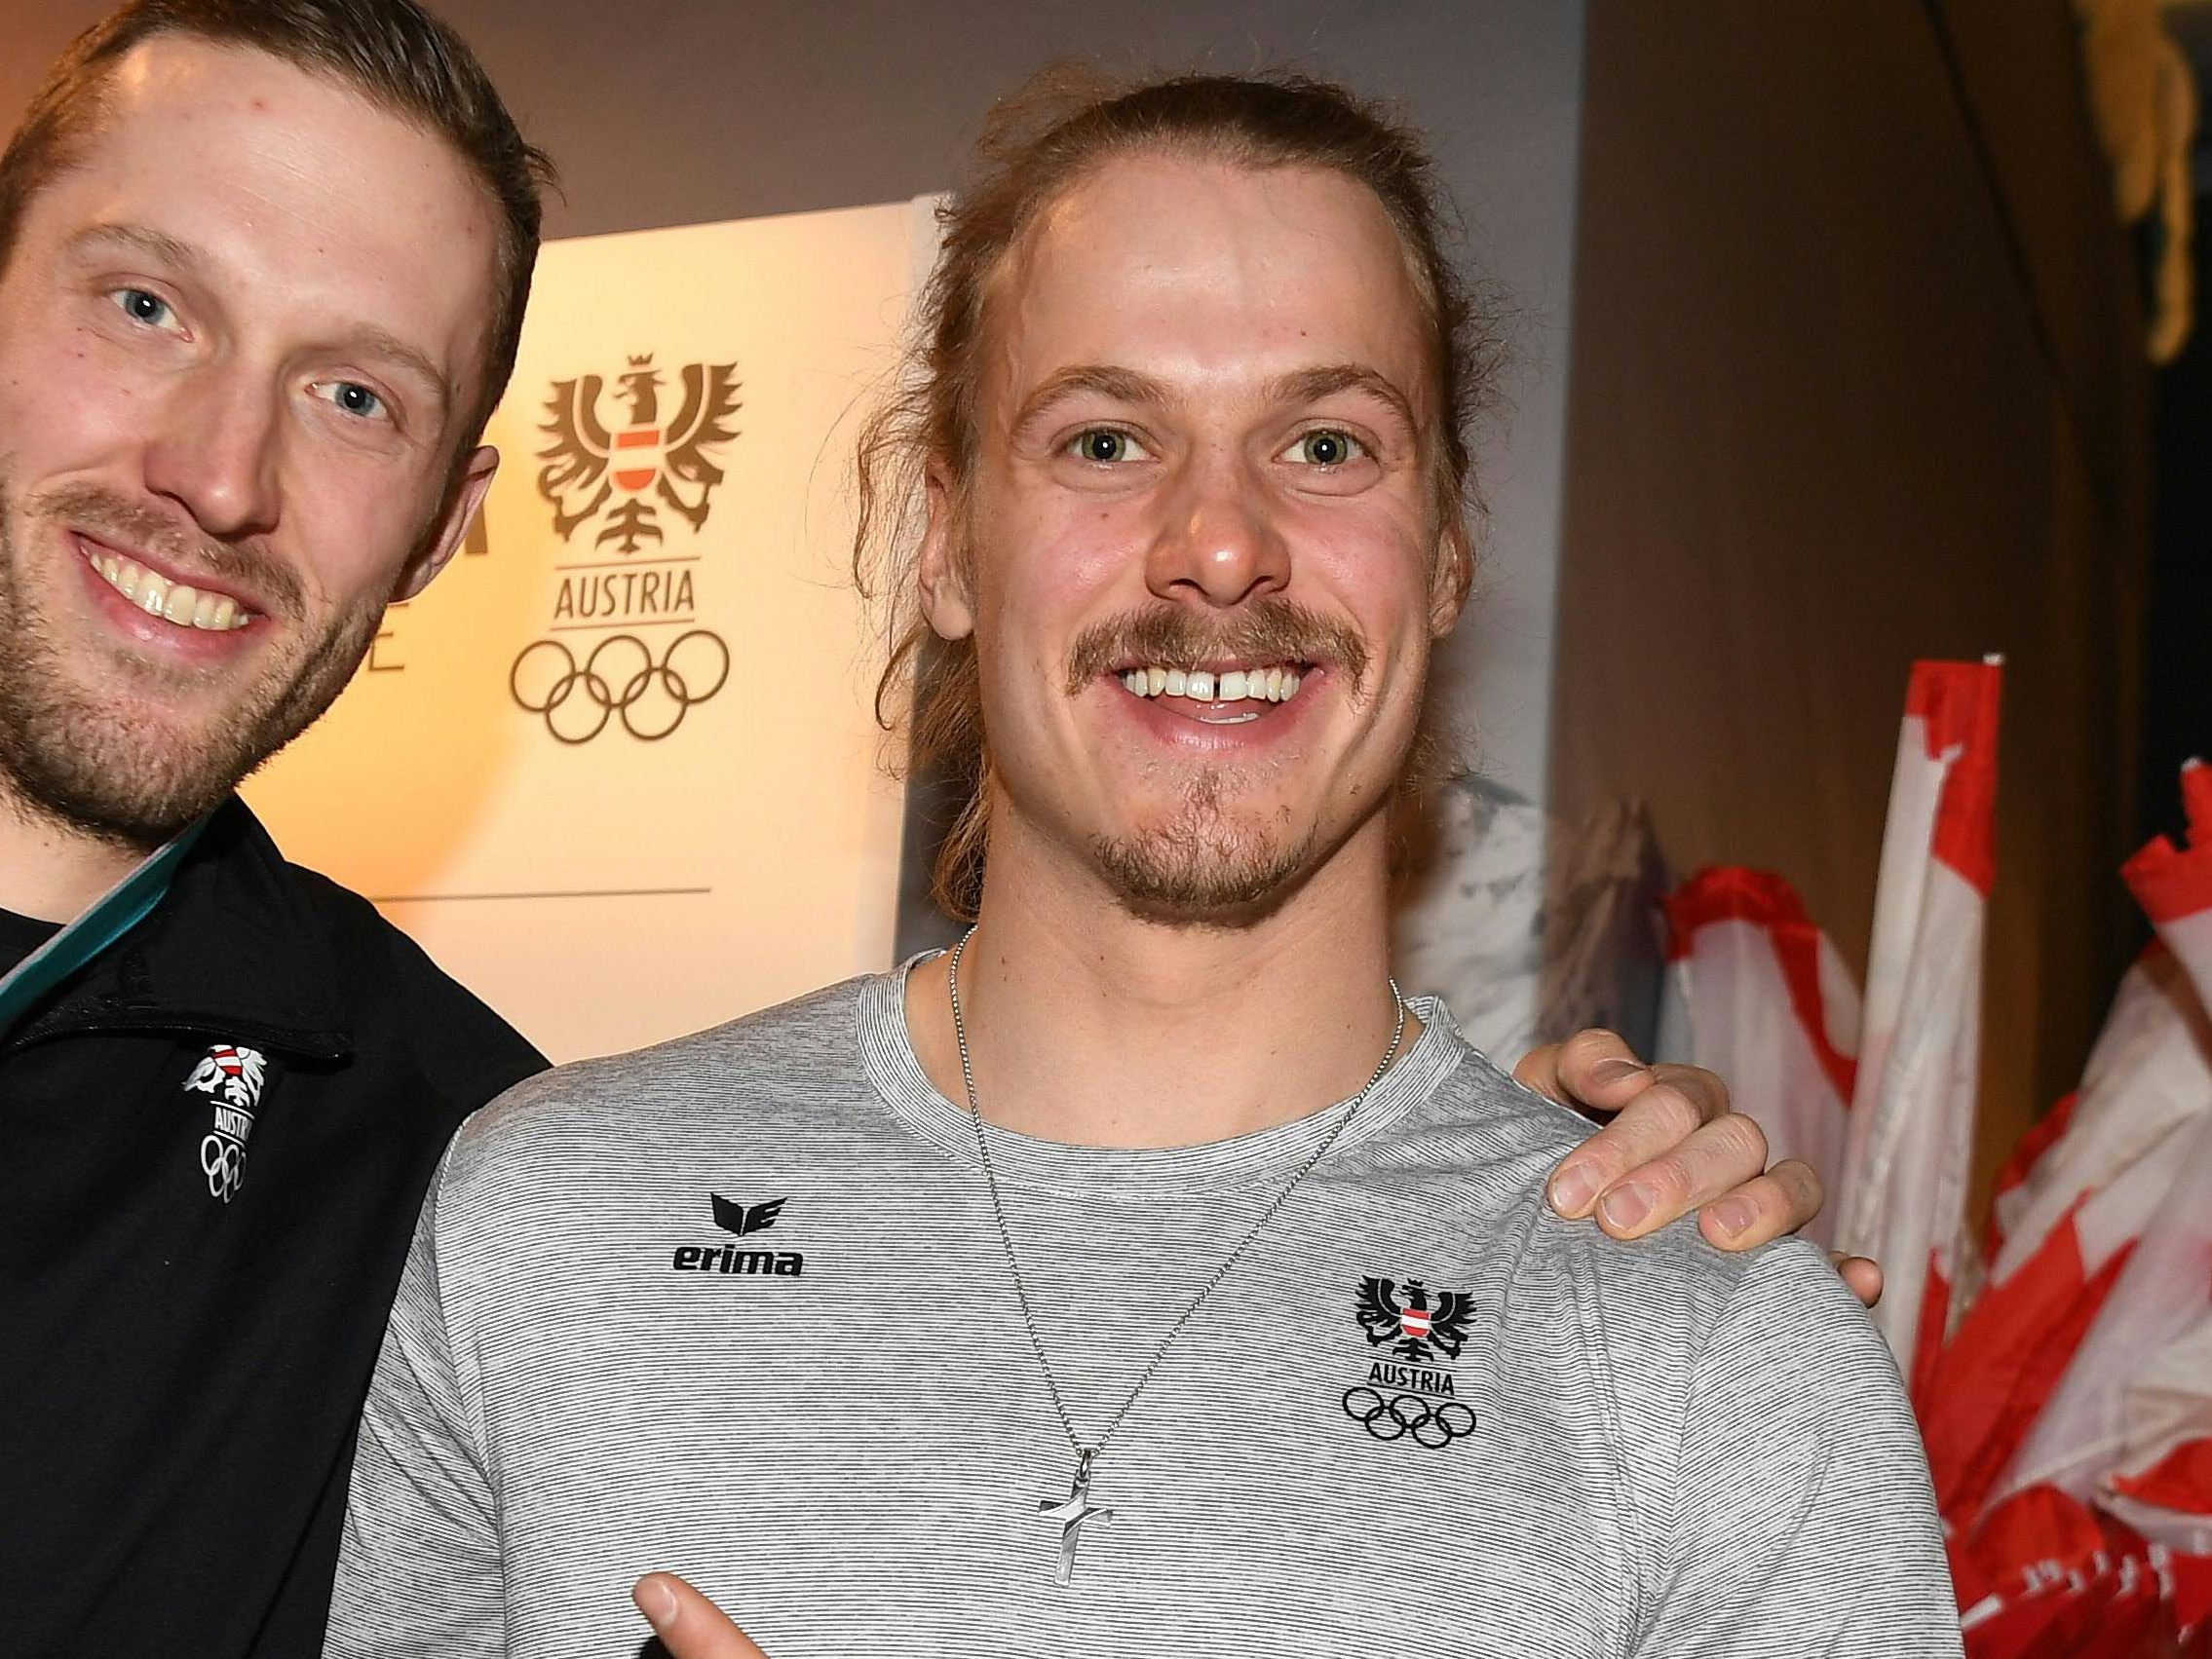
[84,547,253,631]
[1114,662,1307,704]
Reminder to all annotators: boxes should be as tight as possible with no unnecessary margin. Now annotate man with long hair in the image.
[331,68,1947,1656]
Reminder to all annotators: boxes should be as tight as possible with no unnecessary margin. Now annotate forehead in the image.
[988,152,1431,407]
[21,36,501,394]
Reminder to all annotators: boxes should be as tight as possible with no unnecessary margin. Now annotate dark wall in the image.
[1550,0,2150,1197]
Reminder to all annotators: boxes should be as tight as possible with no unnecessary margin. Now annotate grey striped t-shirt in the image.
[326,969,1960,1657]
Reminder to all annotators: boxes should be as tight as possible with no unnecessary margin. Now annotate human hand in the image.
[1521,1028,1882,1305]
[634,1572,769,1659]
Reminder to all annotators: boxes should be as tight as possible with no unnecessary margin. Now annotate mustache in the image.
[1064,598,1371,698]
[34,481,303,619]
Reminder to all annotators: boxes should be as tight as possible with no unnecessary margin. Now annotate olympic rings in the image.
[1341,1386,1477,1448]
[201,1133,244,1203]
[509,630,731,743]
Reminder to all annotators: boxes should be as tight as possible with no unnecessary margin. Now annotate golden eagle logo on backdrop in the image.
[536,355,742,553]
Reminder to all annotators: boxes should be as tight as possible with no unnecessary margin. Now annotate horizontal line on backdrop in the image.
[553,556,702,571]
[545,616,699,632]
[370,886,713,903]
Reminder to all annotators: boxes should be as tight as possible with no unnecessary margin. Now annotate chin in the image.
[1090,816,1321,927]
[0,698,249,844]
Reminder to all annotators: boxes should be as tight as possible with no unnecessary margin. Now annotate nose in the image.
[1144,445,1290,609]
[140,361,283,541]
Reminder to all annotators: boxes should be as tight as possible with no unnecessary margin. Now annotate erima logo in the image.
[712,1194,783,1235]
[670,1193,803,1276]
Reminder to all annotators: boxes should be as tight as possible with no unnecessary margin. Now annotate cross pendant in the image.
[1035,1449,1114,1585]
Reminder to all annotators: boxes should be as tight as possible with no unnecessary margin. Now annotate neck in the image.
[0,782,148,924]
[910,813,1414,1149]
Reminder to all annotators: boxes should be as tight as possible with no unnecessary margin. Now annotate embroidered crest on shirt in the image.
[1355,1276,1474,1362]
[185,1043,267,1204]
[1345,1277,1481,1448]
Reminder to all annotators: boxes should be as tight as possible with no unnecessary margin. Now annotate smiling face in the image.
[0,35,503,846]
[921,152,1467,923]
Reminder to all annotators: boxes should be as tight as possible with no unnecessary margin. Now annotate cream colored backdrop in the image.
[244,199,936,1061]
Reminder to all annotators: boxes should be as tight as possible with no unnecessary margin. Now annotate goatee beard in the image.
[0,479,385,848]
[1091,768,1317,923]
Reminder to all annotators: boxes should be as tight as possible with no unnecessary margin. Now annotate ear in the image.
[395,443,500,603]
[1428,519,1473,638]
[917,463,976,641]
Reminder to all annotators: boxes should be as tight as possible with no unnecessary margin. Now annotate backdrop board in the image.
[244,198,937,1062]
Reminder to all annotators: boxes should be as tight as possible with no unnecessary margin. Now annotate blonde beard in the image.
[1089,767,1320,922]
[0,486,384,846]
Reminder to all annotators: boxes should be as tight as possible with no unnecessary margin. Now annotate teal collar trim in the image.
[0,816,210,1037]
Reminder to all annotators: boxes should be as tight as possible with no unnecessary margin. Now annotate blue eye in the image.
[113,287,174,328]
[315,380,388,422]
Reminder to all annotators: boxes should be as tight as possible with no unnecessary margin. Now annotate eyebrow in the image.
[1266,363,1420,430]
[341,324,453,423]
[1011,360,1422,437]
[64,222,454,424]
[1011,364,1172,434]
[64,221,204,272]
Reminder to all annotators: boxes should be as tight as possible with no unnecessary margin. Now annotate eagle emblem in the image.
[1355,1277,1475,1362]
[182,1042,267,1112]
[536,354,742,552]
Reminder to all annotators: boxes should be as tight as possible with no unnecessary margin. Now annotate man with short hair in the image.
[0,4,551,1653]
[329,70,1953,1658]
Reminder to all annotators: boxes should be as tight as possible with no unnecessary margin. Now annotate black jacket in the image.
[0,799,548,1658]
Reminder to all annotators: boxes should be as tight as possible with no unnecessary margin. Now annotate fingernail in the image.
[1550,1162,1601,1215]
[1710,1198,1754,1239]
[636,1576,677,1633]
[1599,1184,1651,1230]
[1591,1057,1648,1086]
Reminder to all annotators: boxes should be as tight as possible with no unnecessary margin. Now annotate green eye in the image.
[1290,430,1362,467]
[1070,429,1149,464]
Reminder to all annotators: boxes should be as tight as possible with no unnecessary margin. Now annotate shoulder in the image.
[1515,1162,1871,1378]
[1417,1033,1600,1161]
[1535,1217,1906,1503]
[1352,1017,1599,1215]
[450,974,873,1162]
[281,859,549,1105]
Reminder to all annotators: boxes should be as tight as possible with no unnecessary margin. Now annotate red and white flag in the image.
[1656,866,1858,1247]
[1951,762,2212,1649]
[1922,942,2212,1527]
[2091,762,2212,1566]
[1835,657,2002,1399]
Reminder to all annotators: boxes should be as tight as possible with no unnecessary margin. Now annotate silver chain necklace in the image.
[945,925,1406,1585]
